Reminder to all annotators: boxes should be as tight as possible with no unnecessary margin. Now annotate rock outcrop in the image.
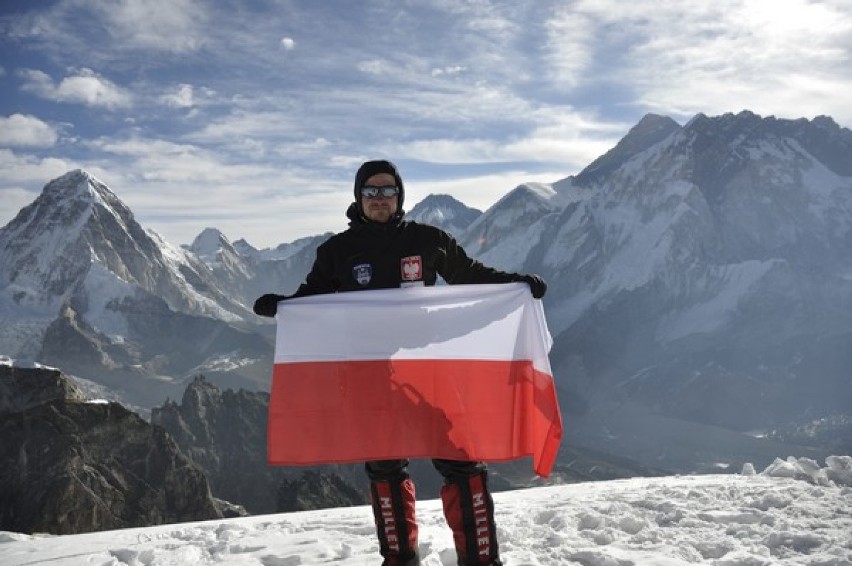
[152,375,368,514]
[0,364,222,534]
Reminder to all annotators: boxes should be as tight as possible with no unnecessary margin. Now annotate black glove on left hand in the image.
[253,293,287,317]
[520,274,547,299]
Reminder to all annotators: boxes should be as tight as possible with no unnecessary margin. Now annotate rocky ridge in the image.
[0,362,222,534]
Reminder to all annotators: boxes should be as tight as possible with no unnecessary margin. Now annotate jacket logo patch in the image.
[401,256,422,281]
[353,263,372,286]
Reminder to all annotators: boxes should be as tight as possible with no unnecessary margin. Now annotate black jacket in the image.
[291,205,526,298]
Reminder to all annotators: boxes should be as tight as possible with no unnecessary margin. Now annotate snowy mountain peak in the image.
[2,169,127,246]
[42,169,113,204]
[183,226,254,286]
[0,170,249,364]
[410,193,473,211]
[667,111,852,197]
[0,169,134,303]
[407,194,481,238]
[515,182,557,200]
[491,182,557,211]
[186,227,233,262]
[576,113,681,185]
[232,238,259,258]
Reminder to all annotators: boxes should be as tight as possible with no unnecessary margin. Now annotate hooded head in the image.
[352,159,405,221]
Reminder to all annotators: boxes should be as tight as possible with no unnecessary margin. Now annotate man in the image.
[254,159,546,566]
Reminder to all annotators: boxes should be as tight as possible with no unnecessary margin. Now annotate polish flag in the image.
[267,283,563,477]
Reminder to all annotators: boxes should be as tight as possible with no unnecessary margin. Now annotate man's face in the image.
[360,172,399,223]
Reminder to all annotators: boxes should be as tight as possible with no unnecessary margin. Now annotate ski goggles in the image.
[360,185,399,198]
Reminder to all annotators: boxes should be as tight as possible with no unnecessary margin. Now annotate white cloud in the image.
[19,68,132,109]
[160,84,195,108]
[85,0,207,53]
[564,0,852,123]
[0,149,111,186]
[0,114,59,147]
[185,109,300,146]
[281,37,296,50]
[425,0,519,36]
[1,0,207,66]
[90,137,231,183]
[431,66,466,77]
[137,184,349,249]
[74,135,348,247]
[88,134,309,188]
[357,59,395,75]
[631,13,852,120]
[543,7,596,89]
[390,127,615,170]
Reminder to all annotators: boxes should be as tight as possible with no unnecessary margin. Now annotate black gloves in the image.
[253,293,287,317]
[520,274,547,299]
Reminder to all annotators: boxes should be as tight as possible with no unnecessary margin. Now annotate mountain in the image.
[381,111,849,472]
[1,110,850,477]
[189,229,331,306]
[767,414,852,455]
[407,193,481,238]
[0,170,246,322]
[186,227,249,272]
[533,111,852,468]
[0,170,271,406]
[183,227,254,303]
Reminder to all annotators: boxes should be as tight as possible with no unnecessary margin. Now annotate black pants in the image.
[365,458,486,482]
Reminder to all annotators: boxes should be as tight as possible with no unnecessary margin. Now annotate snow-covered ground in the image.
[2,457,850,566]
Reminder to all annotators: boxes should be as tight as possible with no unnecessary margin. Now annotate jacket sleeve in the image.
[435,228,526,285]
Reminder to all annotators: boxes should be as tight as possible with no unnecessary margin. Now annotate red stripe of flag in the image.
[267,358,562,476]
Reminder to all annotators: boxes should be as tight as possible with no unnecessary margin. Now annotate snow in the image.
[0,178,92,307]
[188,228,227,263]
[2,457,850,566]
[598,201,672,291]
[655,260,782,343]
[595,180,700,294]
[0,355,58,371]
[188,352,258,373]
[145,228,243,323]
[520,182,557,201]
[80,262,136,339]
[801,154,852,222]
[475,217,551,273]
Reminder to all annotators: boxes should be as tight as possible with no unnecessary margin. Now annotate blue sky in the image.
[1,0,851,248]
